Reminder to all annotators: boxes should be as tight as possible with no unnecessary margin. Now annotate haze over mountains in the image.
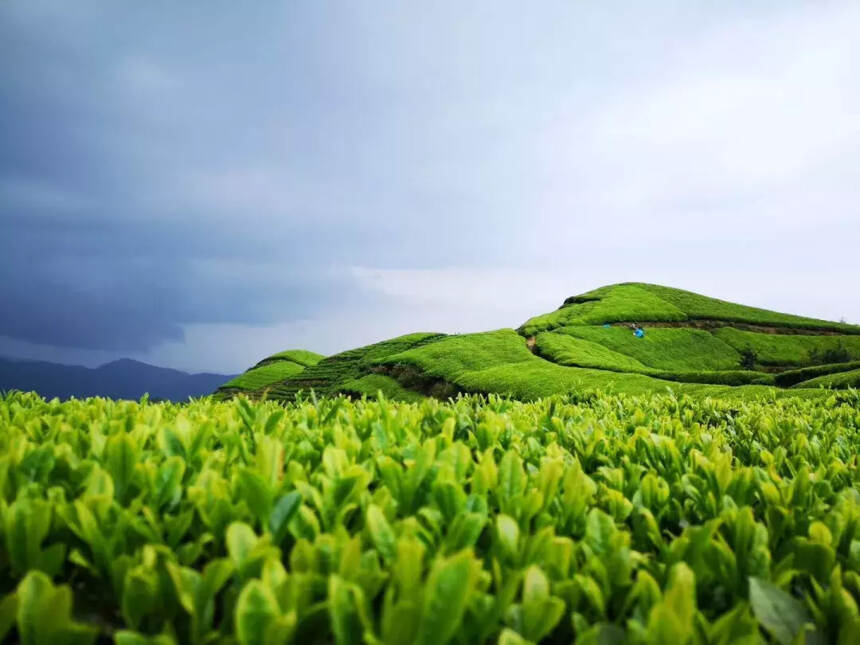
[0,357,235,401]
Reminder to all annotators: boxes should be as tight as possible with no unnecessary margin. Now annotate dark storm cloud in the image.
[0,1,421,351]
[1,211,376,349]
[1,0,528,355]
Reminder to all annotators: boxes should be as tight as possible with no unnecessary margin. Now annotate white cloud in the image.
[536,2,860,233]
[349,266,572,310]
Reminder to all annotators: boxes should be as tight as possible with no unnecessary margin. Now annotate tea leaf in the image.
[749,577,810,645]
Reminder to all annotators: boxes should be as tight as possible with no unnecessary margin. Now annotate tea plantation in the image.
[217,283,860,403]
[4,283,860,643]
[218,351,325,397]
[2,388,859,643]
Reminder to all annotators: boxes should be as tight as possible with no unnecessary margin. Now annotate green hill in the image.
[216,348,324,395]
[218,283,860,401]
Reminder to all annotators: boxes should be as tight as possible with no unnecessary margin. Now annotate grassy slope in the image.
[379,329,642,398]
[795,368,860,389]
[454,361,798,400]
[774,361,860,387]
[714,328,860,366]
[556,325,742,371]
[340,373,427,402]
[219,349,325,393]
[264,333,446,400]
[521,283,860,335]
[535,331,773,386]
[219,360,307,391]
[381,330,533,375]
[379,329,812,401]
[635,283,859,330]
[258,349,324,367]
[535,331,652,372]
[521,284,686,335]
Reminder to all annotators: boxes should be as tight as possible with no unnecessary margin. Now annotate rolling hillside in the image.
[217,283,860,402]
[216,348,325,397]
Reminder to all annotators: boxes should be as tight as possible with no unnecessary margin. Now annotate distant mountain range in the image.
[0,357,236,401]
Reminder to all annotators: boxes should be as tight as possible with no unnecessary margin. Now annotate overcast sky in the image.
[1,1,859,373]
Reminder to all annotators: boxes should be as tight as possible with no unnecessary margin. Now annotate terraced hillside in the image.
[216,349,325,396]
[219,283,860,401]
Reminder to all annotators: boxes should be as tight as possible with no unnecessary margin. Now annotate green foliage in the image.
[535,332,652,373]
[535,332,771,387]
[748,577,811,644]
[340,374,427,403]
[264,333,446,400]
[2,389,859,642]
[715,328,860,367]
[379,330,665,399]
[382,329,534,376]
[220,283,860,402]
[520,284,687,335]
[218,350,325,395]
[739,348,758,370]
[521,283,860,336]
[378,329,818,401]
[555,326,742,371]
[14,571,97,644]
[220,360,307,392]
[773,361,860,387]
[652,370,775,386]
[257,349,324,368]
[809,342,852,365]
[635,283,858,331]
[795,367,860,389]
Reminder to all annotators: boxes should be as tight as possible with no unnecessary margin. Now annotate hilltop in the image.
[216,283,860,401]
[216,349,325,397]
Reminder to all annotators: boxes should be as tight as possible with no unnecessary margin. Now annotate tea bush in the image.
[1,389,859,643]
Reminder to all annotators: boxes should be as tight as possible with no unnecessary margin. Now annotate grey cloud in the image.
[1,1,859,369]
[0,282,184,351]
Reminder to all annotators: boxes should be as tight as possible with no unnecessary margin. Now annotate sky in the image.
[1,1,859,374]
